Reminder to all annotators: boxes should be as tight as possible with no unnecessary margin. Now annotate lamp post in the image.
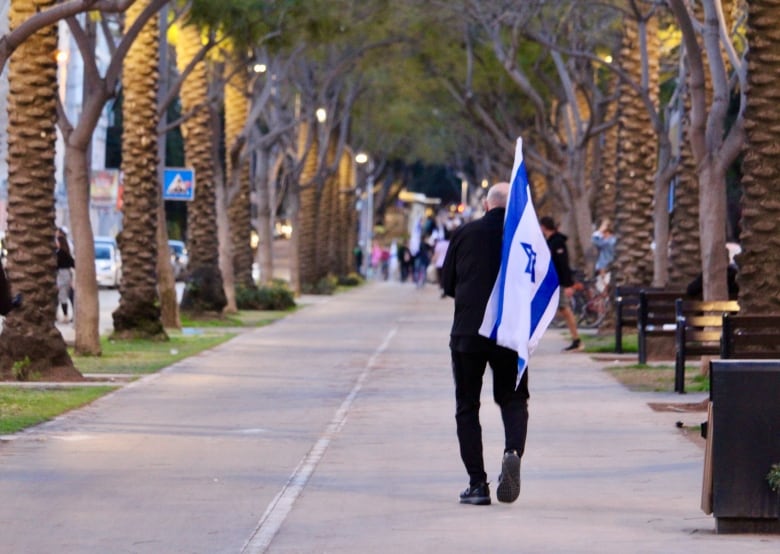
[356,152,373,278]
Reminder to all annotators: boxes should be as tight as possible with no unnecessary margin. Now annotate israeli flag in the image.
[478,137,559,379]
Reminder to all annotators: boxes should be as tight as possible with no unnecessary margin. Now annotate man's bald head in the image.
[485,182,510,211]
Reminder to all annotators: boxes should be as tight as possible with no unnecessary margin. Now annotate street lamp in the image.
[316,107,327,123]
[356,152,373,278]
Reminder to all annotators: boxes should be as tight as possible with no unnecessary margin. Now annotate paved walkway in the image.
[1,282,778,553]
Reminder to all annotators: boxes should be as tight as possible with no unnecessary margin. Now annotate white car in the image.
[168,240,189,281]
[94,237,122,288]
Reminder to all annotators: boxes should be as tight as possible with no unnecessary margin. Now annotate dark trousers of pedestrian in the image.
[451,345,529,487]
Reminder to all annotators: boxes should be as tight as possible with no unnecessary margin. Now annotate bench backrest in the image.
[615,286,663,315]
[635,290,686,363]
[639,290,686,329]
[721,314,780,359]
[613,285,664,353]
[673,299,740,394]
[676,299,740,343]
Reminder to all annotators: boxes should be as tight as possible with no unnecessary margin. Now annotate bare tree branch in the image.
[0,0,133,72]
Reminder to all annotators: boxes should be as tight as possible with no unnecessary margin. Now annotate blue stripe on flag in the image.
[489,159,531,339]
[479,136,559,382]
[529,259,558,336]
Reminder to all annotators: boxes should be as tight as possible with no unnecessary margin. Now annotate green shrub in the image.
[768,463,780,492]
[338,272,363,287]
[236,283,296,310]
[302,274,339,295]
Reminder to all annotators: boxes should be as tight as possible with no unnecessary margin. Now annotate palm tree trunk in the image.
[595,77,618,228]
[112,0,166,339]
[337,150,354,276]
[0,0,79,381]
[317,136,337,278]
[297,122,320,289]
[225,64,256,291]
[668,123,702,288]
[739,0,780,312]
[612,16,659,288]
[177,24,226,314]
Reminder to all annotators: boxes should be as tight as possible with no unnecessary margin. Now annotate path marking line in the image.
[241,327,398,554]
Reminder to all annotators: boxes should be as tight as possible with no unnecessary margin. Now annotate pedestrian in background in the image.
[540,216,582,352]
[432,229,451,297]
[441,182,525,506]
[398,242,413,282]
[353,244,363,276]
[0,256,21,316]
[591,219,616,292]
[55,233,75,322]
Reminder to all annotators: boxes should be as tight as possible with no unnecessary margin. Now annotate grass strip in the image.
[583,332,638,353]
[180,309,292,329]
[71,331,236,375]
[0,386,117,435]
[605,364,708,392]
[3,308,294,435]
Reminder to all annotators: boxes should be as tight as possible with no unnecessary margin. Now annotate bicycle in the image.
[551,271,611,329]
[577,276,611,328]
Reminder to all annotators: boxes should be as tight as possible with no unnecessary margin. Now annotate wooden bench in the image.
[637,290,686,364]
[674,299,740,393]
[614,285,664,353]
[721,314,780,359]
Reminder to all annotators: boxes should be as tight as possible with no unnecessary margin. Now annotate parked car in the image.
[94,236,121,288]
[168,240,189,281]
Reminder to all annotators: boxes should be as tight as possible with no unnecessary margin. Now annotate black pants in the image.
[451,346,529,486]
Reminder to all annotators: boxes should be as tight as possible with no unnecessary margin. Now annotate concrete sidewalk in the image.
[1,282,778,553]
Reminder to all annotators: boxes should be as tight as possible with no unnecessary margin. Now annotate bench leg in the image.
[674,355,686,394]
[674,326,685,394]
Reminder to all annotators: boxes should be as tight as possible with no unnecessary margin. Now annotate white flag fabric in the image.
[478,137,560,379]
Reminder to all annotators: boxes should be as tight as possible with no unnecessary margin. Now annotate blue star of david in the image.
[521,242,537,283]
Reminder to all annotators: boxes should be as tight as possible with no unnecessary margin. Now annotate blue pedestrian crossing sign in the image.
[163,168,196,201]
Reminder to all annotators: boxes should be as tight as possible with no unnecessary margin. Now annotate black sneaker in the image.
[459,482,491,505]
[496,450,521,503]
[563,338,583,352]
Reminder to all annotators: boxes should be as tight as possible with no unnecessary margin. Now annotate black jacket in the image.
[0,260,12,316]
[546,231,574,287]
[441,208,504,351]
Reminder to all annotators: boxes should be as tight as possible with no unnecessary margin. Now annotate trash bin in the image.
[705,360,780,534]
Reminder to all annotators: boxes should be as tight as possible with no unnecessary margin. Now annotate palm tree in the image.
[737,0,780,313]
[112,0,166,339]
[316,136,338,278]
[337,149,357,276]
[0,0,80,381]
[595,76,618,229]
[225,61,256,291]
[667,107,702,289]
[176,23,227,314]
[295,121,320,291]
[611,14,659,288]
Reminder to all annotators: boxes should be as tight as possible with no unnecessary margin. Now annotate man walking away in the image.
[441,182,525,506]
[539,216,582,352]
